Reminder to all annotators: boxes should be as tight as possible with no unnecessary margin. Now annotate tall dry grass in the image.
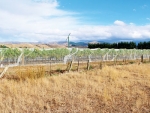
[0,63,150,112]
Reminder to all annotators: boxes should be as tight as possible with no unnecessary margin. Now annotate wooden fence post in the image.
[66,60,73,72]
[77,60,80,72]
[141,54,143,62]
[66,62,70,72]
[22,54,24,65]
[87,60,90,70]
[99,61,102,70]
[49,61,52,76]
[114,58,117,66]
[68,60,73,72]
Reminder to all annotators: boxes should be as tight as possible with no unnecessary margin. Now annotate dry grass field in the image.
[0,62,150,112]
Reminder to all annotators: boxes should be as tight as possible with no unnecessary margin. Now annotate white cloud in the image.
[133,9,136,11]
[141,4,148,9]
[114,20,126,26]
[129,23,135,25]
[0,0,150,42]
[75,23,150,40]
[147,18,150,21]
[0,0,80,41]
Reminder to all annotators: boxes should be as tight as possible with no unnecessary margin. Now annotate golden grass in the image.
[0,63,150,112]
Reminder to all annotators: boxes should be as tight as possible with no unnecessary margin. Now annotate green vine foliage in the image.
[0,48,150,65]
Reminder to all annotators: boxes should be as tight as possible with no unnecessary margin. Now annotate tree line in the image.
[0,45,8,48]
[88,41,150,49]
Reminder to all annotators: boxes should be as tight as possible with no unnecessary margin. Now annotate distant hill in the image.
[0,38,149,48]
[0,42,66,48]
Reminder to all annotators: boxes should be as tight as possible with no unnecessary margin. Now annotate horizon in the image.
[0,0,150,42]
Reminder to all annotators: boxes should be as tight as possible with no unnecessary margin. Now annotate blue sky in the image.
[58,0,150,25]
[0,0,150,42]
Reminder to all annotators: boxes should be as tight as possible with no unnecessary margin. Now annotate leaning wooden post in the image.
[66,61,70,72]
[0,66,9,79]
[141,54,143,63]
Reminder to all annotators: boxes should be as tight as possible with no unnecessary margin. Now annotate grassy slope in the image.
[0,64,150,112]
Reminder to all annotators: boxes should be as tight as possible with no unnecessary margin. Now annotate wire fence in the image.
[0,48,150,67]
